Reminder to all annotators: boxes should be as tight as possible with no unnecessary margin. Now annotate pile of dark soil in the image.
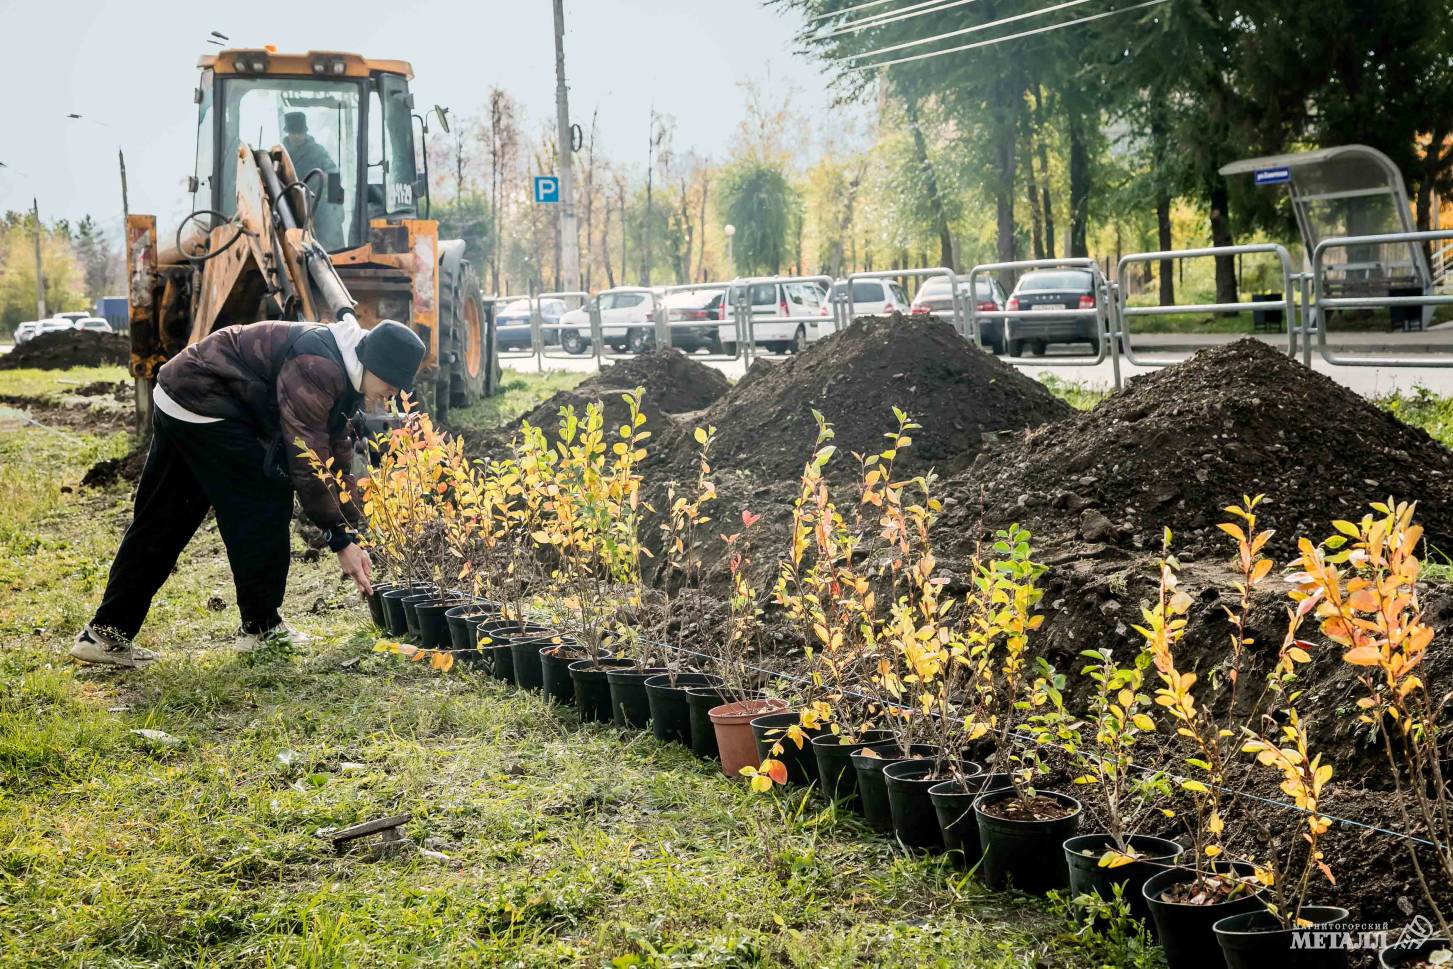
[0,330,130,370]
[642,316,1071,586]
[663,315,1072,485]
[81,443,147,488]
[939,338,1453,562]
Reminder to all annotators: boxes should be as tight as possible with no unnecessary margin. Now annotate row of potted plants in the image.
[307,395,1451,969]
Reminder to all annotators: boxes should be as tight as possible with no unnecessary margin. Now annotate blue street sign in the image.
[534,175,560,204]
[1254,167,1292,186]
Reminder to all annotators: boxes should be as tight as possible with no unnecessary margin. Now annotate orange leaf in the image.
[1342,645,1382,666]
[765,759,788,786]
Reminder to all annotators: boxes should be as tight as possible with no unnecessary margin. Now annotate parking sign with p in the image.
[534,176,559,204]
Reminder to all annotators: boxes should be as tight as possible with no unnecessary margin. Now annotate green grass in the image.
[444,370,588,434]
[0,364,129,400]
[0,367,1147,967]
[1037,375,1112,412]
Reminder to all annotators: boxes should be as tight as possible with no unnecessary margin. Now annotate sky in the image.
[0,0,845,237]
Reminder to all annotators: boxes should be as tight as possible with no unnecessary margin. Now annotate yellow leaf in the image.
[1286,646,1312,665]
[1099,849,1136,869]
[1131,713,1156,732]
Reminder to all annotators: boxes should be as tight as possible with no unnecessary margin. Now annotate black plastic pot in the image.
[445,603,501,651]
[1064,833,1183,927]
[1214,906,1351,969]
[685,686,739,759]
[1142,862,1265,969]
[851,743,941,833]
[883,758,981,850]
[414,598,471,649]
[1380,939,1453,967]
[645,673,724,745]
[929,772,1013,869]
[811,730,892,810]
[474,620,546,682]
[606,666,670,729]
[380,586,426,637]
[510,633,565,692]
[366,583,399,628]
[751,712,826,787]
[569,657,635,722]
[972,789,1082,895]
[400,590,440,640]
[540,643,595,705]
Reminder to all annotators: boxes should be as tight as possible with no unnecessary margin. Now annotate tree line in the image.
[0,212,118,332]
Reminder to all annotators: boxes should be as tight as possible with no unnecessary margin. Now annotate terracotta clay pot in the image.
[708,697,789,778]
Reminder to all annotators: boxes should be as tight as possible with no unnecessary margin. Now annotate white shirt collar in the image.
[327,317,366,393]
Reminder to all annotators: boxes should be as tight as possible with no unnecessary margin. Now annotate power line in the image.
[813,0,981,39]
[807,0,902,23]
[843,0,1170,71]
[841,0,1100,59]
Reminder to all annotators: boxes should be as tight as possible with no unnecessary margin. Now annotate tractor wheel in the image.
[439,258,490,409]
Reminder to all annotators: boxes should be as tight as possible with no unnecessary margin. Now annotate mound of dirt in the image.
[666,315,1072,484]
[82,443,147,488]
[0,330,130,370]
[461,350,730,461]
[939,337,1453,562]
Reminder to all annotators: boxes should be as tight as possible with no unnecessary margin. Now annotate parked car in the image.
[54,311,90,325]
[909,275,1009,353]
[495,298,567,350]
[596,289,658,353]
[830,278,910,322]
[13,321,40,344]
[724,280,831,355]
[659,288,730,353]
[1003,269,1100,356]
[37,318,78,337]
[74,317,115,333]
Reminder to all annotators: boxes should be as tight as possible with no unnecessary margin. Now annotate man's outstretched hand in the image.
[338,543,373,598]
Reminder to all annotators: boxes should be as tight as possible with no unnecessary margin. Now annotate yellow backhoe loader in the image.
[125,47,497,426]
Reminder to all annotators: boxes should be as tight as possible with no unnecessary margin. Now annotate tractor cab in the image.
[193,49,427,254]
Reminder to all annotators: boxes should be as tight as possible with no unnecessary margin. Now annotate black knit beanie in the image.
[358,319,426,392]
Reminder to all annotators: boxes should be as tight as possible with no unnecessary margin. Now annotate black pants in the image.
[92,410,295,639]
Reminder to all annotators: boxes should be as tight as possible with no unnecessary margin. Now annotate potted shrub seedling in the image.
[1136,528,1266,969]
[706,510,788,774]
[1061,645,1180,925]
[973,652,1084,896]
[1288,500,1451,967]
[645,425,727,745]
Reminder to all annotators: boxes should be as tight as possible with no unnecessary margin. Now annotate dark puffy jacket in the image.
[156,322,365,548]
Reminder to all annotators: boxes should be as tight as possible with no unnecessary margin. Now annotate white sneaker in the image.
[232,621,310,653]
[70,624,159,668]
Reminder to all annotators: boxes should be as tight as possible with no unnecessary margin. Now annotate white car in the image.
[558,288,662,354]
[37,318,78,337]
[13,321,40,344]
[74,317,115,334]
[830,278,910,321]
[723,280,831,355]
[54,311,90,326]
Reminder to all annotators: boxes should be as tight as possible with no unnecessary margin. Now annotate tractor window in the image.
[378,73,418,217]
[192,70,214,212]
[217,77,362,252]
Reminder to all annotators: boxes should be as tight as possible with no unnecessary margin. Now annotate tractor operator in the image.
[71,317,426,668]
[282,111,344,250]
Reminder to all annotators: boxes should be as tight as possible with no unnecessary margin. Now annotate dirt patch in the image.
[0,330,130,370]
[81,443,148,488]
[937,338,1453,562]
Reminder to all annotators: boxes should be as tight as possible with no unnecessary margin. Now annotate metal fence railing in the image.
[1310,229,1453,368]
[1115,244,1296,370]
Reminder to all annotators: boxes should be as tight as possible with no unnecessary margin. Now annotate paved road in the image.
[504,332,1453,399]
